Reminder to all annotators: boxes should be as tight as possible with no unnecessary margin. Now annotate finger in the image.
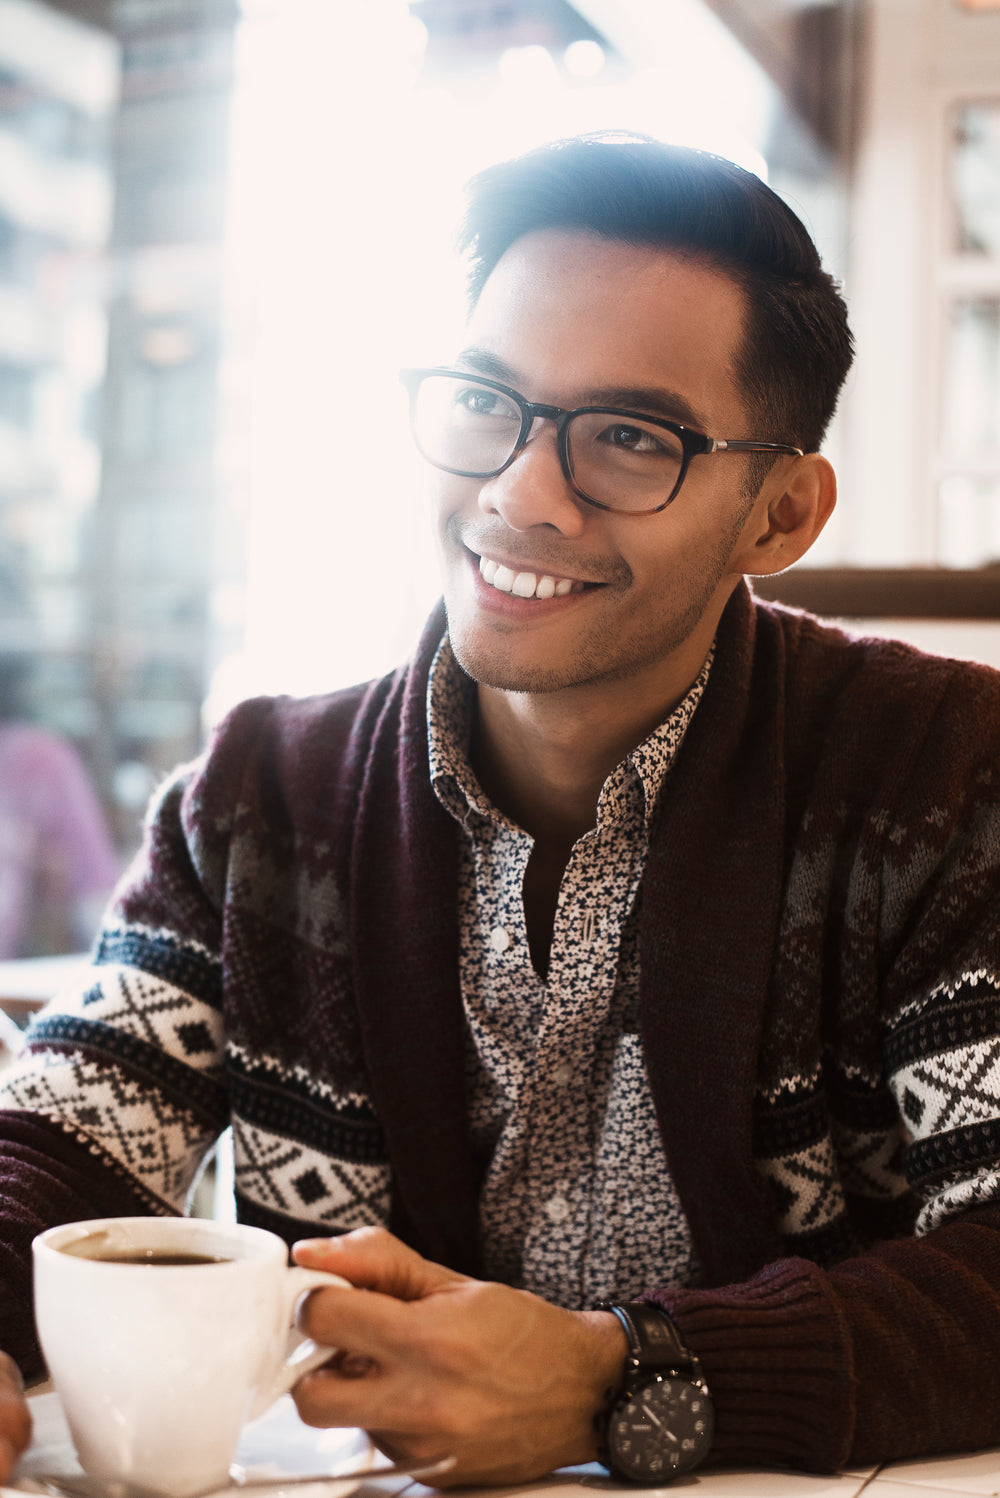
[294,1278,422,1360]
[0,1436,19,1485]
[0,1354,23,1399]
[0,1395,31,1461]
[292,1227,464,1301]
[327,1349,377,1378]
[291,1363,413,1435]
[0,1354,31,1480]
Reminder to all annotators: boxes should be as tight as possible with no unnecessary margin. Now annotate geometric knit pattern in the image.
[0,924,227,1209]
[753,1072,912,1262]
[231,1114,391,1231]
[886,968,1000,1232]
[227,1044,390,1232]
[0,1049,212,1209]
[752,967,1000,1260]
[0,923,391,1234]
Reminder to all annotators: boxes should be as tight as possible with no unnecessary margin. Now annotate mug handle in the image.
[251,1265,351,1418]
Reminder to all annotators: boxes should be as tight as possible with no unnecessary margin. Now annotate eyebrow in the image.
[455,345,713,434]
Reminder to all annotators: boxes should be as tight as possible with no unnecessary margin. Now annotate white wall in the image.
[842,0,1000,564]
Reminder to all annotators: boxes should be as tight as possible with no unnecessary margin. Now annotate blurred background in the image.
[0,0,998,958]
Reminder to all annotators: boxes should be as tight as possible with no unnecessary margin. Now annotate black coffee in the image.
[61,1242,229,1265]
[95,1251,227,1266]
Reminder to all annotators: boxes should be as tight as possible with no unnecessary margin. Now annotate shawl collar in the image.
[350,602,483,1275]
[640,582,787,1283]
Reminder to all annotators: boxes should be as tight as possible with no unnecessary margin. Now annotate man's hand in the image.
[0,1353,31,1483]
[290,1228,625,1487]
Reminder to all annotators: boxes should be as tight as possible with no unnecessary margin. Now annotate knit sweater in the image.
[2,582,1000,1474]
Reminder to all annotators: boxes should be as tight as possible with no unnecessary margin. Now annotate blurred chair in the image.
[752,565,1000,668]
[0,722,118,960]
[0,1004,24,1068]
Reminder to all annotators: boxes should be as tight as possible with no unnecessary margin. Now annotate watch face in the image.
[608,1373,714,1482]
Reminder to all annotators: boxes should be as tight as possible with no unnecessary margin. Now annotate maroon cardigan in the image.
[2,584,1000,1472]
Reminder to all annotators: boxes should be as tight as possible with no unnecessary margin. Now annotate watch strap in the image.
[595,1300,700,1376]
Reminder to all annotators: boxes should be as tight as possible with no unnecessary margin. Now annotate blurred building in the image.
[0,1,115,745]
[0,0,240,874]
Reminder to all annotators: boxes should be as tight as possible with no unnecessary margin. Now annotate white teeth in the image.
[478,553,579,600]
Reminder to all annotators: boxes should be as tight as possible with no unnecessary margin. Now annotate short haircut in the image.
[458,134,854,455]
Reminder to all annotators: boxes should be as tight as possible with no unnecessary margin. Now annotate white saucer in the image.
[6,1391,374,1498]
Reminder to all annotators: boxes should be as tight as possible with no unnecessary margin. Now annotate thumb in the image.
[292,1225,464,1301]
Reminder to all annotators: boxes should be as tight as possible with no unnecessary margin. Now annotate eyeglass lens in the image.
[410,372,685,512]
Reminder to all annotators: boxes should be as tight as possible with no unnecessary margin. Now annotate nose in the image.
[477,419,587,537]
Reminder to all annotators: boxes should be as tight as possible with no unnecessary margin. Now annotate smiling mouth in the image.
[477,553,592,601]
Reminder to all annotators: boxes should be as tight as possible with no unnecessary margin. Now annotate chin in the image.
[447,627,642,697]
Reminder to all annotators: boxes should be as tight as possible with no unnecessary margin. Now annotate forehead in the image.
[465,229,750,429]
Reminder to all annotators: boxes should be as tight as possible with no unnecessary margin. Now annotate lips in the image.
[477,554,589,601]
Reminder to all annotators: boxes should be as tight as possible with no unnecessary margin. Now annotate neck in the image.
[471,657,708,846]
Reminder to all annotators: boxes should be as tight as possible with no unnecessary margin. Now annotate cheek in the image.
[435,474,480,535]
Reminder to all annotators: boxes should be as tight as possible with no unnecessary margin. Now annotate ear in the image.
[735,453,837,577]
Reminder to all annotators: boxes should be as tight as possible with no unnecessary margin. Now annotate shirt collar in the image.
[427,633,712,833]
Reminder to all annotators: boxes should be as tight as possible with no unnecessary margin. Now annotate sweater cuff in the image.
[643,1256,856,1473]
[0,1110,170,1377]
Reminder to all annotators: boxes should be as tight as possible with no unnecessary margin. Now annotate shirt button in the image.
[580,910,599,943]
[545,1194,571,1224]
[552,1062,573,1086]
[489,926,511,953]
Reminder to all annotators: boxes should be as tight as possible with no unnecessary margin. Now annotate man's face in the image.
[434,229,771,703]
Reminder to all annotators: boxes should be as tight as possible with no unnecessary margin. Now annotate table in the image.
[0,956,88,1025]
[7,1389,1000,1498]
[0,955,87,1071]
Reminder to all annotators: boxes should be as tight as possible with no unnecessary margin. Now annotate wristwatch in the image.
[594,1300,714,1482]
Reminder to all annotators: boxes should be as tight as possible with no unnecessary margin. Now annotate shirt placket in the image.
[516,780,646,1306]
[461,815,544,1284]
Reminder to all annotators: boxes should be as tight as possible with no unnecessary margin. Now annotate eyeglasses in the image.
[400,367,803,516]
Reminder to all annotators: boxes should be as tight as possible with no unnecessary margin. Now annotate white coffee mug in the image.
[33,1216,350,1497]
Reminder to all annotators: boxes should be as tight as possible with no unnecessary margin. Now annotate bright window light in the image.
[212,0,771,716]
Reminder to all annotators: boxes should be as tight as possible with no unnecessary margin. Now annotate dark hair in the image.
[458,134,854,454]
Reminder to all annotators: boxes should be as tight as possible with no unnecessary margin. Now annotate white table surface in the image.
[0,956,88,1006]
[7,1388,1000,1498]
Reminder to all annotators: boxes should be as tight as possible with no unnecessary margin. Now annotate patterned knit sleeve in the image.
[870,658,1000,1238]
[0,758,233,1216]
[0,698,279,1352]
[648,657,1000,1474]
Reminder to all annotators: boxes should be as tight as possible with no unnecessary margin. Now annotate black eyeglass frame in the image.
[400,366,804,515]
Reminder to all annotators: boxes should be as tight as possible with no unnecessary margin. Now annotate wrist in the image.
[568,1309,629,1464]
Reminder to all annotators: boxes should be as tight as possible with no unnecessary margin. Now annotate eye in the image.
[602,423,662,452]
[457,387,496,413]
[453,384,515,420]
[595,421,683,460]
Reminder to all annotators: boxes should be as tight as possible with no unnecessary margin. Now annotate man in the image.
[2,134,1000,1486]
